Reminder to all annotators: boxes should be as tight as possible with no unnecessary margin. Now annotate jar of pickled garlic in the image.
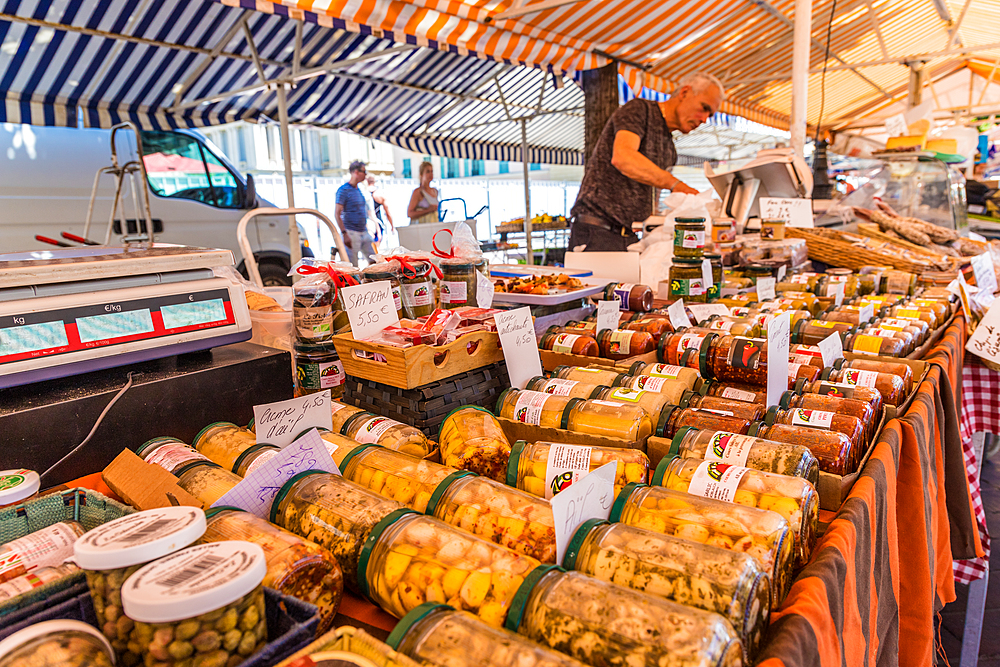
[655,405,751,440]
[437,406,512,481]
[562,398,653,441]
[341,412,431,458]
[0,522,85,584]
[0,620,115,667]
[593,386,671,424]
[200,507,343,635]
[172,461,241,507]
[120,541,267,667]
[552,365,630,386]
[496,389,572,429]
[271,471,402,594]
[506,440,649,499]
[428,474,557,563]
[844,332,905,358]
[73,507,207,666]
[820,367,905,407]
[138,437,212,474]
[836,357,914,395]
[525,376,603,399]
[792,319,854,346]
[331,401,366,434]
[624,317,673,343]
[359,510,540,626]
[506,566,743,667]
[705,316,761,337]
[749,421,855,476]
[563,520,770,661]
[232,444,281,477]
[624,361,700,390]
[780,390,875,442]
[595,329,655,360]
[604,283,653,312]
[670,426,819,485]
[0,469,40,509]
[339,444,460,512]
[193,422,260,472]
[610,483,795,605]
[538,332,599,357]
[679,391,766,423]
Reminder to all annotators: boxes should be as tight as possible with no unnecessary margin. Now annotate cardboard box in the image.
[102,449,201,510]
[497,416,648,453]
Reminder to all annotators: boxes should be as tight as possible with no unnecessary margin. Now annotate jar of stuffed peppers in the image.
[437,406,513,481]
[605,283,653,312]
[624,317,672,342]
[339,444,460,513]
[654,405,751,439]
[669,258,709,302]
[748,421,854,476]
[506,440,650,500]
[440,259,477,310]
[562,397,653,441]
[820,366,905,407]
[593,386,672,424]
[780,390,876,442]
[525,376,602,399]
[0,620,116,667]
[673,218,708,258]
[679,390,766,423]
[669,426,819,485]
[596,329,656,360]
[835,357,914,395]
[538,331,599,356]
[844,332,905,358]
[341,412,431,458]
[400,260,435,319]
[361,261,404,319]
[173,460,242,507]
[553,365,630,386]
[193,422,259,472]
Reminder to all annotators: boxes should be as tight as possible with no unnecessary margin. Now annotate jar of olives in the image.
[172,461,242,507]
[438,406,513,481]
[339,444,460,512]
[0,621,115,667]
[193,422,259,472]
[506,440,649,499]
[670,426,819,485]
[440,259,477,310]
[341,412,431,458]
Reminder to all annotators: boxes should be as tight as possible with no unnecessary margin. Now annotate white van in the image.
[0,124,311,285]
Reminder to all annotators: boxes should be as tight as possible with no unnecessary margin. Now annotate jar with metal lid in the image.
[400,261,435,319]
[0,620,115,667]
[525,375,604,400]
[797,379,883,423]
[658,328,716,365]
[673,218,707,258]
[595,329,655,360]
[610,484,795,605]
[361,261,404,319]
[342,412,431,458]
[624,317,672,342]
[73,506,207,665]
[295,340,346,397]
[496,389,572,430]
[538,332,599,356]
[233,444,281,477]
[749,421,854,476]
[655,405,751,439]
[625,361,700,389]
[331,401,366,434]
[910,298,949,327]
[507,566,743,667]
[359,511,540,626]
[193,422,259,472]
[707,253,723,300]
[765,405,864,452]
[173,461,242,507]
[679,391,766,423]
[759,219,786,240]
[340,444,459,513]
[563,397,653,441]
[428,474,557,563]
[780,390,875,445]
[506,440,649,500]
[440,259,477,310]
[563,520,770,662]
[706,316,761,337]
[653,457,818,566]
[604,283,653,312]
[670,426,819,485]
[593,386,671,424]
[0,469,40,509]
[836,357,913,395]
[669,258,709,302]
[553,365,629,386]
[137,437,212,474]
[821,367,905,407]
[271,471,402,593]
[844,332,905,358]
[0,521,85,584]
[791,319,854,346]
[199,506,343,635]
[437,407,512,481]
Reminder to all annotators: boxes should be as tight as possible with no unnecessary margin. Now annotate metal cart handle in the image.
[237,207,348,288]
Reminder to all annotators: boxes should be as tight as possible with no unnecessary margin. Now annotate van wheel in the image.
[258,261,291,287]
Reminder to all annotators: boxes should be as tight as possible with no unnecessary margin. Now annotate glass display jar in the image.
[669,258,709,302]
[673,218,708,258]
[593,386,672,424]
[910,298,949,327]
[295,340,346,397]
[233,444,281,477]
[820,367,906,407]
[437,406,513,481]
[670,426,819,485]
[625,361,700,389]
[507,567,743,667]
[875,317,928,347]
[765,406,864,454]
[0,620,115,667]
[506,440,649,500]
[703,382,768,404]
[538,332,600,356]
[780,390,876,442]
[844,332,906,358]
[293,277,335,342]
[0,521,85,584]
[359,511,541,626]
[749,422,855,476]
[317,429,369,469]
[888,304,936,328]
[679,391,766,423]
[138,437,212,474]
[563,398,653,441]
[0,469,40,509]
[624,317,673,342]
[655,406,751,439]
[605,283,653,312]
[193,422,259,472]
[596,329,656,360]
[613,373,689,405]
[173,461,242,507]
[817,274,859,300]
[525,376,603,400]
[702,335,768,385]
[271,471,403,593]
[342,412,432,458]
[331,401,366,434]
[658,329,716,365]
[361,261,404,319]
[440,259,477,310]
[400,261,435,319]
[496,389,572,429]
[797,379,883,423]
[552,365,629,386]
[792,319,854,346]
[706,316,761,337]
[340,444,460,513]
[837,358,914,395]
[200,507,343,635]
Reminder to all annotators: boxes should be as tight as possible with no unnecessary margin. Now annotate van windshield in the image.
[140,131,241,209]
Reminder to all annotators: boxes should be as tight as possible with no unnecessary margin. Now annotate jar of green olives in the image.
[0,620,115,667]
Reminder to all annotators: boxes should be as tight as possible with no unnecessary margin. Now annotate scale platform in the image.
[0,245,252,389]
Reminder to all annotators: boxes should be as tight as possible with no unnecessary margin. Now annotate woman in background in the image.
[407,161,439,224]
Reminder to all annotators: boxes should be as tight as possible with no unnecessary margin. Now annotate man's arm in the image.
[334,203,352,248]
[611,130,698,195]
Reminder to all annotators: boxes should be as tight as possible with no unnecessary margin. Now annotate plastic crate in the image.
[276,626,422,667]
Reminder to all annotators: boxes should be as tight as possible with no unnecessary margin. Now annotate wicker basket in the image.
[785,227,942,273]
[275,626,421,667]
[855,223,966,270]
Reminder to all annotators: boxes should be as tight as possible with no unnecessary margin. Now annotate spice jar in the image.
[760,219,786,240]
[496,389,572,430]
[593,386,671,423]
[341,412,431,458]
[361,261,404,319]
[400,261,435,319]
[706,316,762,337]
[331,401,366,434]
[339,444,460,513]
[703,335,767,385]
[604,283,653,312]
[172,461,241,507]
[0,620,115,667]
[669,258,710,302]
[844,332,905,358]
[73,506,207,666]
[655,405,751,439]
[359,511,540,626]
[506,440,649,499]
[553,365,629,386]
[798,379,883,423]
[295,340,346,397]
[670,426,819,485]
[294,277,334,342]
[625,361,700,389]
[658,328,716,365]
[138,437,212,474]
[428,474,557,563]
[538,332,599,356]
[911,298,949,327]
[193,422,259,472]
[596,329,655,360]
[673,218,708,258]
[836,358,914,395]
[749,422,854,476]
[876,317,929,347]
[233,444,281,477]
[780,390,875,442]
[507,567,743,667]
[0,469,40,509]
[200,507,343,635]
[624,317,672,342]
[563,520,770,661]
[525,376,603,399]
[679,391,766,423]
[438,407,512,481]
[611,483,796,605]
[0,521,85,584]
[563,398,653,441]
[821,367,905,407]
[271,471,402,593]
[120,541,267,667]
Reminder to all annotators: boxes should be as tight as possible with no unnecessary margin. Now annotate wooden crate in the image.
[331,330,505,389]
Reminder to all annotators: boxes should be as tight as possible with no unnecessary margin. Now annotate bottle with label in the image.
[538,331,599,357]
[655,405,751,439]
[820,367,905,407]
[679,390,766,423]
[193,422,261,472]
[562,398,653,441]
[506,440,650,500]
[652,457,818,566]
[0,564,81,603]
[835,357,913,395]
[672,218,708,258]
[0,521,86,584]
[603,283,653,312]
[339,444,459,513]
[525,376,605,400]
[295,340,346,397]
[781,390,876,445]
[437,406,513,481]
[440,259,478,310]
[341,412,432,458]
[0,469,40,509]
[670,426,819,485]
[593,386,672,424]
[496,389,574,430]
[749,421,854,476]
[623,316,673,343]
[172,461,242,507]
[595,329,655,360]
[361,261,405,319]
[0,620,116,667]
[624,362,700,390]
[552,365,630,386]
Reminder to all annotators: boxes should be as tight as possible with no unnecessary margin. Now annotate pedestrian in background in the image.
[335,160,374,266]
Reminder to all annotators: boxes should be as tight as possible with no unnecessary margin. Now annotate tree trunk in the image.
[582,63,619,164]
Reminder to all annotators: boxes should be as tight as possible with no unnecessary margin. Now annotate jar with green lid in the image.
[611,484,795,605]
[525,375,604,399]
[593,385,671,424]
[613,373,689,405]
[856,323,914,356]
[844,331,906,358]
[173,460,242,507]
[270,471,403,593]
[563,520,770,662]
[399,261,435,318]
[743,264,776,280]
[0,620,116,667]
[331,401,366,434]
[552,365,629,386]
[341,412,431,458]
[359,511,541,626]
[623,316,673,343]
[836,357,914,395]
[707,253,723,300]
[193,422,259,472]
[564,397,653,441]
[673,218,707,258]
[496,389,572,430]
[428,474,557,563]
[655,405,751,440]
[233,444,281,477]
[506,440,649,500]
[199,506,344,635]
[780,389,876,444]
[295,340,345,397]
[361,261,404,319]
[603,283,653,312]
[595,329,656,360]
[317,429,368,469]
[138,437,212,474]
[440,259,477,310]
[669,258,709,302]
[670,426,819,486]
[506,567,743,667]
[437,407,512,481]
[339,444,460,512]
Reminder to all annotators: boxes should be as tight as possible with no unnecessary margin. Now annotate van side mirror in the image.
[243,173,257,209]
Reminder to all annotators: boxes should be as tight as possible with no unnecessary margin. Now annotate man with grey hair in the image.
[335,160,374,266]
[569,71,725,252]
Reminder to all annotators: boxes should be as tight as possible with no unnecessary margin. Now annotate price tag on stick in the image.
[550,462,616,564]
[596,300,619,333]
[476,272,494,309]
[756,277,776,301]
[858,303,875,324]
[687,303,731,323]
[340,281,399,341]
[253,391,334,448]
[972,252,998,295]
[668,299,692,329]
[496,307,542,389]
[818,332,844,367]
[826,282,845,306]
[766,312,790,407]
[967,299,1000,363]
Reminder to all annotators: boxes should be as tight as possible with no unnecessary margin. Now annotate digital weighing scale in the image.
[0,245,252,389]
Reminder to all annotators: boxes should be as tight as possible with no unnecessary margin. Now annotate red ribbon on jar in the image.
[431,229,454,259]
[296,263,360,302]
[383,255,443,280]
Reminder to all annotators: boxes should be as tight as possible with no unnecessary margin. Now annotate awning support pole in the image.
[276,84,301,269]
[790,0,811,159]
[521,118,533,265]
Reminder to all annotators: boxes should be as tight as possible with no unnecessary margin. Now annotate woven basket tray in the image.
[855,223,965,270]
[276,626,421,667]
[785,227,941,273]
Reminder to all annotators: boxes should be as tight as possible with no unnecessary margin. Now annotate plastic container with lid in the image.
[120,541,267,667]
[172,461,242,507]
[193,422,260,472]
[552,365,629,386]
[652,457,818,566]
[604,283,653,312]
[340,444,460,512]
[669,258,710,302]
[387,602,588,667]
[361,261,404,319]
[821,367,906,407]
[670,427,819,485]
[780,390,876,442]
[506,440,649,500]
[73,506,207,665]
[295,340,346,397]
[595,329,655,360]
[438,406,513,481]
[658,328,716,365]
[611,484,795,605]
[749,422,854,476]
[331,401,366,434]
[399,261,435,319]
[0,469,40,509]
[836,358,914,396]
[342,412,432,458]
[679,391,766,423]
[428,474,557,563]
[137,437,212,474]
[440,259,477,310]
[200,507,343,635]
[673,218,708,258]
[506,566,743,667]
[359,511,541,626]
[562,520,769,661]
[0,620,115,667]
[655,405,751,440]
[593,386,672,424]
[0,521,85,584]
[538,331,600,356]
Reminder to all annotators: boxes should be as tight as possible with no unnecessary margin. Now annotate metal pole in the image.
[521,119,533,265]
[790,0,812,159]
[276,84,301,268]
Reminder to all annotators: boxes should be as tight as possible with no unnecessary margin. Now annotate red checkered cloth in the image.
[957,351,995,583]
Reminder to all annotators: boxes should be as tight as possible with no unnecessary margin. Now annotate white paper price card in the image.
[766,312,790,407]
[826,282,845,306]
[496,306,542,389]
[687,303,731,323]
[596,300,619,333]
[701,259,714,289]
[818,331,844,367]
[970,231,988,243]
[212,429,339,518]
[756,277,776,301]
[668,298,692,329]
[759,197,814,228]
[967,299,1000,363]
[972,252,998,295]
[476,271,495,309]
[550,461,616,565]
[858,303,874,323]
[340,280,399,341]
[777,265,787,282]
[254,391,333,448]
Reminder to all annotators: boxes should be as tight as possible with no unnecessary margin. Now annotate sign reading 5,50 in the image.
[339,281,400,341]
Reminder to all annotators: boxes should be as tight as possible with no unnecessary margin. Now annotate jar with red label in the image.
[785,362,820,387]
[843,332,905,358]
[538,332,600,357]
[623,361,700,390]
[553,365,630,386]
[796,379,883,423]
[596,329,655,360]
[654,405,751,439]
[703,335,769,385]
[703,381,768,404]
[624,317,672,342]
[604,283,653,312]
[788,343,824,365]
[669,426,819,485]
[678,390,766,423]
[780,390,875,444]
[656,329,715,365]
[764,406,865,454]
[792,319,855,346]
[749,421,854,476]
[837,357,914,394]
[820,367,905,407]
[561,320,596,332]
[705,316,761,337]
[525,376,604,400]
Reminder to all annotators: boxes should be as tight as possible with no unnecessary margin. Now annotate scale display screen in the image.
[0,321,70,357]
[77,310,155,343]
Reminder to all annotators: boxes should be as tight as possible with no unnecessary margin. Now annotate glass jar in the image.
[429,474,557,563]
[703,335,768,385]
[509,567,743,667]
[440,259,477,310]
[0,565,81,603]
[360,511,541,626]
[679,391,766,423]
[271,471,402,593]
[910,298,949,327]
[138,437,212,474]
[193,422,259,472]
[437,406,512,482]
[0,469,40,509]
[883,270,916,295]
[656,405,751,439]
[824,305,880,327]
[888,304,935,328]
[749,422,854,476]
[342,412,431,458]
[782,272,820,292]
[612,374,688,405]
[798,379,883,424]
[293,277,335,342]
[625,361,698,386]
[317,430,369,469]
[506,440,649,500]
[563,398,653,441]
[604,283,653,312]
[611,484,795,605]
[295,340,346,397]
[669,258,709,302]
[704,382,768,404]
[760,219,785,240]
[817,274,859,300]
[780,390,876,442]
[564,520,770,661]
[624,317,673,342]
[593,386,671,423]
[0,620,115,667]
[331,401,366,434]
[0,521,85,584]
[821,367,905,407]
[361,261,404,319]
[658,328,715,365]
[233,444,281,477]
[120,541,267,667]
[73,506,207,666]
[673,218,707,258]
[200,507,343,635]
[553,365,630,386]
[538,332,599,356]
[837,358,914,396]
[173,461,242,507]
[712,218,736,243]
[496,389,572,429]
[707,253,723,301]
[765,406,864,454]
[400,261,435,319]
[670,426,819,486]
[525,376,603,400]
[706,316,761,337]
[596,329,655,360]
[876,317,929,347]
[340,444,459,513]
[844,332,905,358]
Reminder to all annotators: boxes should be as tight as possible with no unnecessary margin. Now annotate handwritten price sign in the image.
[496,306,541,389]
[340,281,399,341]
[253,391,333,448]
[759,197,813,228]
[967,299,1000,363]
[550,462,616,564]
